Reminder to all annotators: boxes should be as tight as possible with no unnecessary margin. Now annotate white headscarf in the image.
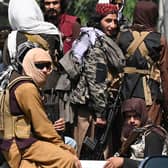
[72,27,104,63]
[8,0,62,44]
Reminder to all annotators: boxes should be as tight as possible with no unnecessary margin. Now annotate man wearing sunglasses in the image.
[0,46,81,168]
[0,0,82,167]
[34,61,52,71]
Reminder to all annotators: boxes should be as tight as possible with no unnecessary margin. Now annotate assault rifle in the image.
[118,125,155,157]
[83,85,122,160]
[117,128,142,157]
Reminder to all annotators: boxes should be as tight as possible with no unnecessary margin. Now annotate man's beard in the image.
[44,9,59,26]
[108,28,119,40]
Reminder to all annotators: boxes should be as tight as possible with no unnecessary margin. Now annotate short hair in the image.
[39,0,67,13]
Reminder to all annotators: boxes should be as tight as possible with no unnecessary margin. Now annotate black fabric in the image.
[40,33,63,61]
[122,131,164,168]
[0,151,5,166]
[123,158,140,168]
[144,131,164,157]
[42,89,59,123]
[16,31,63,63]
[96,63,107,83]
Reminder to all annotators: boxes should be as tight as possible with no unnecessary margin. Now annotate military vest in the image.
[0,76,33,140]
[118,30,162,104]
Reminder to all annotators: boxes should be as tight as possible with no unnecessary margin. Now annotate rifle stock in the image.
[118,129,141,157]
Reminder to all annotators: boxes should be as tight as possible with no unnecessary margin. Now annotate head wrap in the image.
[121,98,148,126]
[8,0,62,47]
[96,0,118,16]
[121,98,148,140]
[22,48,52,87]
[132,0,158,31]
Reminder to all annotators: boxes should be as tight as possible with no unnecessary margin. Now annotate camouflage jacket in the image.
[60,32,125,119]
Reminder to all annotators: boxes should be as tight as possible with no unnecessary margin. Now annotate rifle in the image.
[42,88,64,140]
[118,125,158,157]
[118,128,142,157]
[83,85,122,160]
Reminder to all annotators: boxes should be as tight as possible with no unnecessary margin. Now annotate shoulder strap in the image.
[24,33,49,50]
[8,76,33,90]
[126,31,154,65]
[152,125,168,138]
[119,128,143,156]
[127,31,149,55]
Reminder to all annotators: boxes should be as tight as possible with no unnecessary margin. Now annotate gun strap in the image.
[119,129,142,156]
[126,31,153,65]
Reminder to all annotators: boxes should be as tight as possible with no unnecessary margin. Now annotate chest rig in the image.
[123,31,160,105]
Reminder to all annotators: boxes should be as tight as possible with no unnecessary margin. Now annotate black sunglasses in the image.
[34,62,52,70]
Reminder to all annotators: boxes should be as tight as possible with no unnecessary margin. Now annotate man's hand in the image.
[53,118,65,131]
[74,156,82,168]
[95,117,106,126]
[103,157,124,168]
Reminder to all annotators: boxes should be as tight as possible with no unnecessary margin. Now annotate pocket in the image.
[96,63,107,83]
[14,116,31,139]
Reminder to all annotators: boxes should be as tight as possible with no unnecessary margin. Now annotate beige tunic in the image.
[3,82,77,168]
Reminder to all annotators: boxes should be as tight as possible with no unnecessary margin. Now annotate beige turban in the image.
[22,48,52,87]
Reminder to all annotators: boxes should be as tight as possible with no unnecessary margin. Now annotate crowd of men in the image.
[0,0,168,168]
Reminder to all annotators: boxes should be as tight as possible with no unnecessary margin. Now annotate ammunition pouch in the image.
[0,112,31,140]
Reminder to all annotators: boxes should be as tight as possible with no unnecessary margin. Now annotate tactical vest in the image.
[0,76,33,140]
[122,31,161,105]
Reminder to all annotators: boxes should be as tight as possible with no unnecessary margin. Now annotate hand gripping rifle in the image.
[83,85,122,160]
